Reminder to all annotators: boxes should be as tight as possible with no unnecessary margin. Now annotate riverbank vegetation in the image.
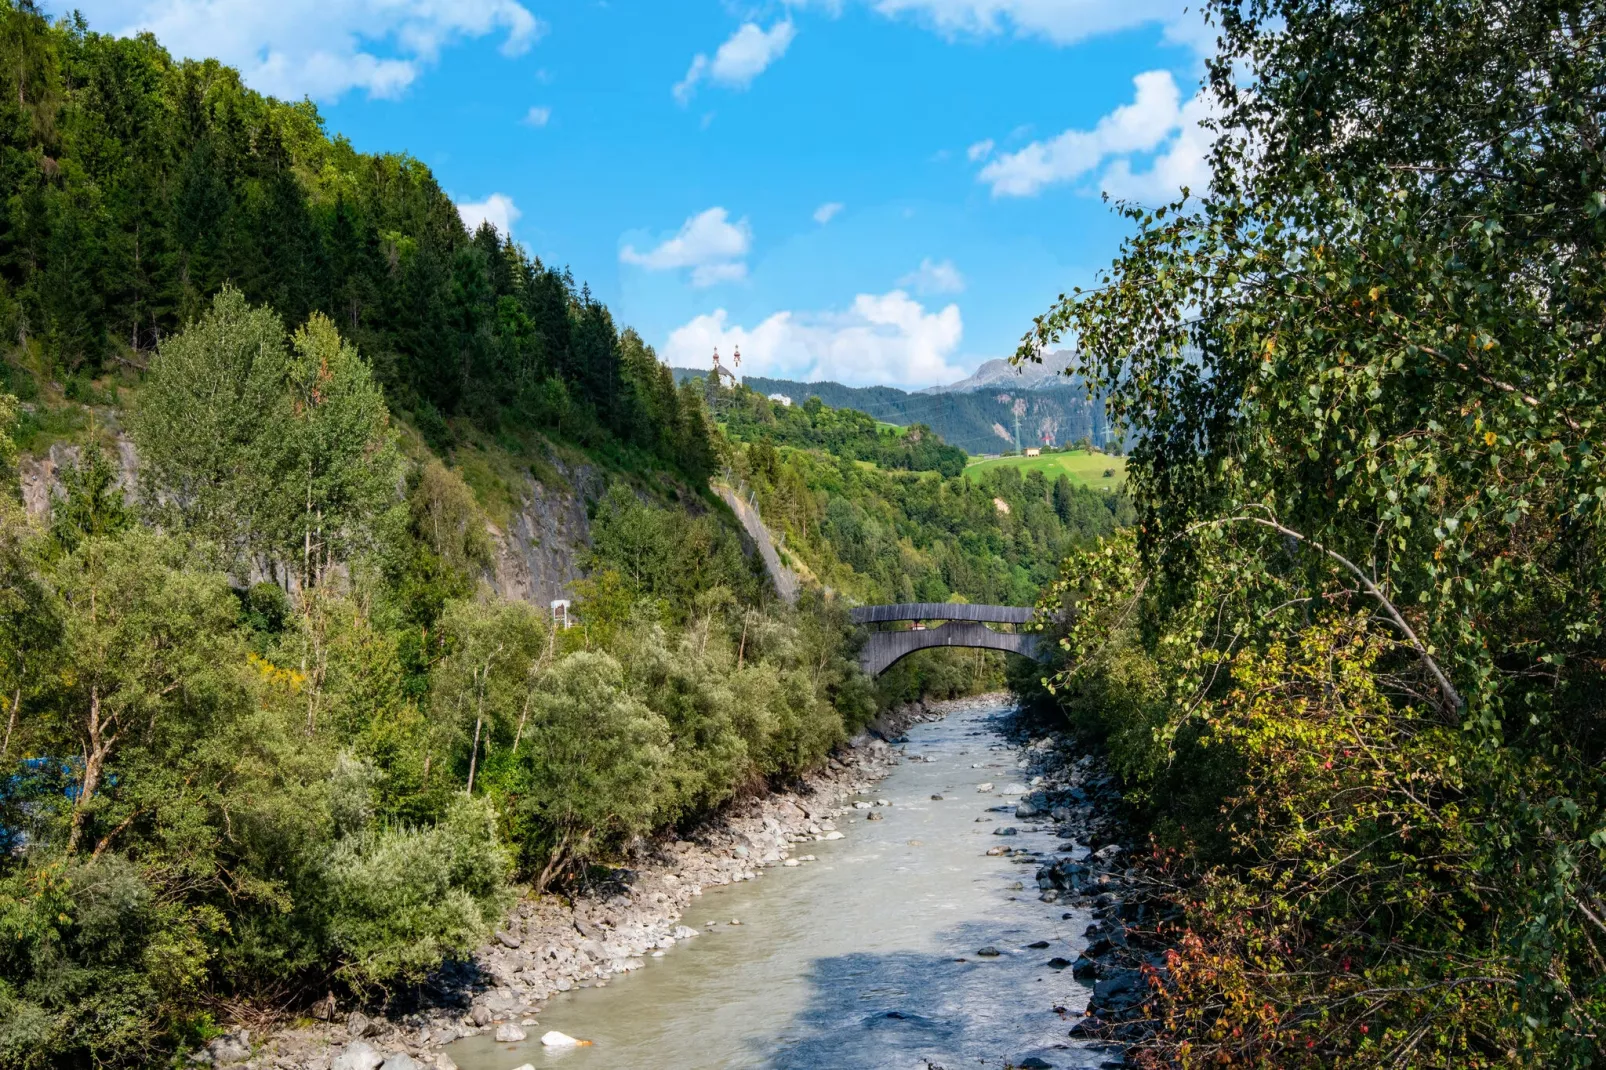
[1024,0,1606,1066]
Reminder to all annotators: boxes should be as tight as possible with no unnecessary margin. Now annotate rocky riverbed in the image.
[220,700,949,1070]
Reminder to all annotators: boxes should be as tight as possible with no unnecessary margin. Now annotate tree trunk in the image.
[1,684,20,762]
[466,714,484,794]
[66,684,111,854]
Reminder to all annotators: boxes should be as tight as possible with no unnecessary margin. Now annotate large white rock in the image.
[331,1041,384,1070]
[541,1030,584,1048]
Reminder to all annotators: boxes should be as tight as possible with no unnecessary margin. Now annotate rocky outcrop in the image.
[17,426,139,522]
[713,483,798,604]
[488,457,603,607]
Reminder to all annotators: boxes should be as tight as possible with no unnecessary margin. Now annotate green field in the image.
[965,449,1127,490]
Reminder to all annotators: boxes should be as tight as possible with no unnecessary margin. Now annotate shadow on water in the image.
[764,920,1111,1070]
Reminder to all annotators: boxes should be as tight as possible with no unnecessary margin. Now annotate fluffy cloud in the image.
[675,21,797,104]
[978,70,1210,200]
[76,0,543,101]
[966,138,995,162]
[1099,87,1214,201]
[813,201,844,224]
[456,193,522,237]
[663,291,966,389]
[523,105,551,127]
[899,257,965,295]
[620,207,753,288]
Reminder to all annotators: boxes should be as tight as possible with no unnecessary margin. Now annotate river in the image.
[448,701,1114,1070]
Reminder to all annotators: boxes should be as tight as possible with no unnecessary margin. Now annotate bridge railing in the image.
[848,603,1037,626]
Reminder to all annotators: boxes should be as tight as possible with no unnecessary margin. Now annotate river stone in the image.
[347,1012,374,1038]
[992,826,1018,836]
[470,1005,492,1026]
[976,946,1001,957]
[823,831,844,840]
[331,1041,383,1070]
[496,929,522,949]
[1047,957,1072,969]
[866,812,883,821]
[494,1024,526,1042]
[1015,801,1041,819]
[1018,1058,1054,1069]
[976,782,994,792]
[930,794,944,800]
[379,1055,423,1070]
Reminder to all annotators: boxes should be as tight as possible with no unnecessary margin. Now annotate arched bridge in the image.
[850,603,1042,677]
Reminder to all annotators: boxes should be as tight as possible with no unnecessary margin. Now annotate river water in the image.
[449,702,1114,1070]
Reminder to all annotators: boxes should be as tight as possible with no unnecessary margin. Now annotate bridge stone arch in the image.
[850,603,1042,677]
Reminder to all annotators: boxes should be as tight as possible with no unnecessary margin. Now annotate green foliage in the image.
[46,442,129,555]
[1022,0,1606,1063]
[498,652,669,886]
[587,482,764,619]
[317,795,511,991]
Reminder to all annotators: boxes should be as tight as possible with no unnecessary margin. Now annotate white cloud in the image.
[979,69,1198,198]
[813,201,844,224]
[865,0,1188,48]
[675,20,796,103]
[78,0,544,101]
[1099,88,1214,201]
[620,207,753,288]
[899,257,965,295]
[663,291,966,389]
[966,138,995,161]
[523,105,551,126]
[457,192,521,236]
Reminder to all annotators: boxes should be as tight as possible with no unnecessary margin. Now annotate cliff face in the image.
[15,423,601,609]
[488,457,603,608]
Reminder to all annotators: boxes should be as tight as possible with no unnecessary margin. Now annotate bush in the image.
[317,796,512,990]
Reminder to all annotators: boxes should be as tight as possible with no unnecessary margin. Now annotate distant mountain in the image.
[920,350,1080,394]
[671,363,1109,455]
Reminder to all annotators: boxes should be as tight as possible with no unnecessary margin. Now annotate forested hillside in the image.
[719,386,1131,607]
[0,0,709,475]
[1022,0,1606,1066]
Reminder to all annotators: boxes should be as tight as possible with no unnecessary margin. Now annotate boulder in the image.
[976,946,1001,957]
[493,1024,527,1042]
[976,782,994,792]
[540,1031,588,1048]
[206,1033,251,1066]
[347,1013,374,1038]
[379,1056,423,1070]
[331,1041,384,1070]
[470,1005,493,1026]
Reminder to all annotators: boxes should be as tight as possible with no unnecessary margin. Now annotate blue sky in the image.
[70,1,1216,388]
